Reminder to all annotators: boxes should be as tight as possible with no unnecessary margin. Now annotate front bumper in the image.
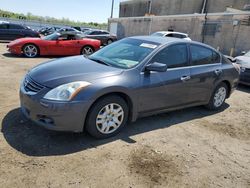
[20,85,92,132]
[7,45,22,55]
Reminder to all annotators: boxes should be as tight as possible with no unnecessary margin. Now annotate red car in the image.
[7,32,101,57]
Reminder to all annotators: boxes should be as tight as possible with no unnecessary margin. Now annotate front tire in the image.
[206,82,228,110]
[23,44,39,58]
[86,95,128,139]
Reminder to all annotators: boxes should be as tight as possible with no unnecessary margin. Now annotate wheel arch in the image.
[22,43,40,55]
[83,91,134,131]
[221,80,232,98]
[80,45,95,54]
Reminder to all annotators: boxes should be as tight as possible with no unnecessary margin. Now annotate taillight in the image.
[232,63,240,74]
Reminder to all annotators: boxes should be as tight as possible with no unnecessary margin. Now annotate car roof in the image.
[0,21,9,24]
[154,31,188,36]
[89,29,109,32]
[128,36,216,50]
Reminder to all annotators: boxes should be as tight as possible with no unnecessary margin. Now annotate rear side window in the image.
[9,24,25,29]
[101,31,109,34]
[173,34,186,39]
[151,44,189,68]
[190,45,214,65]
[0,24,8,29]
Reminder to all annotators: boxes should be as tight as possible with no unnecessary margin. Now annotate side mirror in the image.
[145,62,167,72]
[241,51,246,55]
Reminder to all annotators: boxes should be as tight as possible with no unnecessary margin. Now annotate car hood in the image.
[235,56,250,63]
[235,56,250,68]
[9,37,41,45]
[28,56,123,88]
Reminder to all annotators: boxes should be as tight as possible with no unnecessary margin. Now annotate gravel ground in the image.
[0,43,249,188]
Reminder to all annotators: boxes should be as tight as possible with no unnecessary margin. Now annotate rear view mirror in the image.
[145,62,167,72]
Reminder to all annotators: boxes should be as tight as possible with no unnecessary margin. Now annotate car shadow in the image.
[2,53,60,59]
[237,84,250,94]
[1,104,229,157]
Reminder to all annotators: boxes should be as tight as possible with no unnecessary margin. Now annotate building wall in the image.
[109,13,250,55]
[119,0,250,17]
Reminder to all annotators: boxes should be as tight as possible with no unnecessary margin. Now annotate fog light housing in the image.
[37,115,54,125]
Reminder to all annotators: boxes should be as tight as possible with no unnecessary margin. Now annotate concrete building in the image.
[109,0,250,56]
[120,0,250,17]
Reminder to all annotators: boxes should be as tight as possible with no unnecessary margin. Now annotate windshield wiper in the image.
[88,57,111,66]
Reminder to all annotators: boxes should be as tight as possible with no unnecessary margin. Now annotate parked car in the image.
[0,22,40,40]
[83,29,117,45]
[58,27,82,35]
[81,27,91,32]
[71,26,81,31]
[39,27,61,36]
[234,50,250,85]
[7,32,100,57]
[20,36,239,138]
[151,31,192,41]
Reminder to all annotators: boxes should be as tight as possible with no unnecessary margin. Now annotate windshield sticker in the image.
[140,43,158,49]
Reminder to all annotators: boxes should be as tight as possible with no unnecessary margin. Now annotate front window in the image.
[89,38,159,69]
[42,33,60,40]
[150,44,189,68]
[83,30,93,35]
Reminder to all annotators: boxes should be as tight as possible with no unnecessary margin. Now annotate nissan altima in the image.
[20,36,239,138]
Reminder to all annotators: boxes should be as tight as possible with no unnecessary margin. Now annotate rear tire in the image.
[86,95,128,139]
[107,39,113,45]
[81,46,94,55]
[206,82,228,110]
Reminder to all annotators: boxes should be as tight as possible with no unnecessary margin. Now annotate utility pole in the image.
[110,0,115,18]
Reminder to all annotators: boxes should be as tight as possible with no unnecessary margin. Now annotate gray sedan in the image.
[20,36,239,138]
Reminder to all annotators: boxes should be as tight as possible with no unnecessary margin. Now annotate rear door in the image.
[138,43,193,113]
[188,44,222,103]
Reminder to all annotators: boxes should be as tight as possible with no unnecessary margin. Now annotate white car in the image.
[235,50,250,86]
[151,31,192,41]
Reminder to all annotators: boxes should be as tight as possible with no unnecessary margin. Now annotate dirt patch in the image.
[128,146,184,186]
[200,120,250,140]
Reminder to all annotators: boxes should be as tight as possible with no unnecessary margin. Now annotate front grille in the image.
[23,76,44,93]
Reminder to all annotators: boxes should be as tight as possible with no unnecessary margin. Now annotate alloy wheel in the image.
[82,46,94,55]
[23,45,38,57]
[96,103,124,134]
[213,87,227,107]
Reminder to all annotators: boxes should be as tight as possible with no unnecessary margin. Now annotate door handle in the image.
[214,69,222,75]
[180,75,191,81]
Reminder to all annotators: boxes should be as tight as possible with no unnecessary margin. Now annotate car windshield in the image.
[42,33,60,40]
[244,51,250,57]
[89,38,159,69]
[83,30,93,35]
[151,32,165,37]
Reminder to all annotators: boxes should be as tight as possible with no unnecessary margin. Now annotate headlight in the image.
[44,81,91,101]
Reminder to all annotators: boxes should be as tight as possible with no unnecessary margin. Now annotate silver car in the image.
[235,50,250,85]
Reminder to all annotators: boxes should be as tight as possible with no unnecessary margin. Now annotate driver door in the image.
[46,34,76,55]
[138,43,193,113]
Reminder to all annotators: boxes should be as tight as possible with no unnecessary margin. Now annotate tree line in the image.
[0,9,107,29]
